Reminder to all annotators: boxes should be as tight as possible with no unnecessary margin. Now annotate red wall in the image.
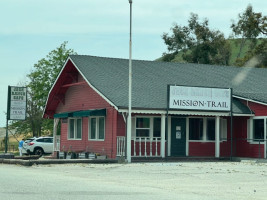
[57,76,121,159]
[117,114,126,137]
[189,142,215,157]
[232,116,264,158]
[188,116,265,158]
[244,100,267,116]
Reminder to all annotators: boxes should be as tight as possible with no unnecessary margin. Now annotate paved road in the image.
[0,162,267,200]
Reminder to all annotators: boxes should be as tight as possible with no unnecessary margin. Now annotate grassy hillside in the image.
[158,38,266,66]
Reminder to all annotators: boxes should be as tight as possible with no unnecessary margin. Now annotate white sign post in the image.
[169,85,231,111]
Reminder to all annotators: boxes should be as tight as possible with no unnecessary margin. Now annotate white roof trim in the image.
[69,57,118,111]
[119,109,231,116]
[233,113,255,117]
[118,109,166,115]
[118,108,254,117]
[168,110,230,116]
[233,95,267,106]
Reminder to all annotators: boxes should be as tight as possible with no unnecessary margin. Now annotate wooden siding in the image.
[57,75,120,159]
[189,142,215,157]
[117,114,126,137]
[241,100,267,116]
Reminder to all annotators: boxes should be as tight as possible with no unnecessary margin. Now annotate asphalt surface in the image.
[1,162,267,200]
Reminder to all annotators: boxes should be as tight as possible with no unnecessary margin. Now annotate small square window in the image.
[136,118,150,137]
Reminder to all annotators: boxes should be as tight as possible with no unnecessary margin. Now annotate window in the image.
[189,118,203,140]
[68,118,82,140]
[247,118,266,143]
[136,118,150,137]
[43,138,53,143]
[207,118,215,141]
[189,117,227,141]
[254,119,264,141]
[89,117,105,140]
[134,117,161,138]
[220,119,227,140]
[153,118,161,137]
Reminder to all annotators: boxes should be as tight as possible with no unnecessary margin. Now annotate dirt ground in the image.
[1,161,267,200]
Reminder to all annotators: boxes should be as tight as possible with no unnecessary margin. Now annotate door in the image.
[171,118,186,156]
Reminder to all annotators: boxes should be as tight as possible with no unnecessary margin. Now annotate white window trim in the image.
[133,116,161,139]
[188,117,227,142]
[68,118,82,140]
[88,116,105,141]
[247,116,266,144]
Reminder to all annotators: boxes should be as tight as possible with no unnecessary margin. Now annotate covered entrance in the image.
[171,118,186,156]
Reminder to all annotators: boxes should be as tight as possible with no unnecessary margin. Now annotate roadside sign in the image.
[7,86,27,120]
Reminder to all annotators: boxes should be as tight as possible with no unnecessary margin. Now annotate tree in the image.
[10,42,76,137]
[162,13,230,65]
[231,4,267,67]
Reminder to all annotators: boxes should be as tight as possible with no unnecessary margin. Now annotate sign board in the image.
[7,86,27,120]
[169,85,231,111]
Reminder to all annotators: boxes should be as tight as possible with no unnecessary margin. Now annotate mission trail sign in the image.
[168,85,231,112]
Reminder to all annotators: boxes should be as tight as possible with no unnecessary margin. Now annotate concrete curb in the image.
[0,158,118,166]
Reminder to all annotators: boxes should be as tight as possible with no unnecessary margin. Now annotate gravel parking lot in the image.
[0,161,267,200]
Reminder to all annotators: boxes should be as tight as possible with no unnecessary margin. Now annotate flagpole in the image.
[126,0,132,163]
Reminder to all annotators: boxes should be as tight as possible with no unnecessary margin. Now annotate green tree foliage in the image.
[10,42,76,137]
[162,13,230,65]
[231,4,267,67]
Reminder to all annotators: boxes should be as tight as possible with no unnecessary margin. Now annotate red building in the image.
[43,55,267,160]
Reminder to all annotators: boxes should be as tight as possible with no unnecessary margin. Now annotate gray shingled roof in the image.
[69,55,267,114]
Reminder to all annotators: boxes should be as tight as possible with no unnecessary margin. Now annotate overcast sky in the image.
[0,0,266,127]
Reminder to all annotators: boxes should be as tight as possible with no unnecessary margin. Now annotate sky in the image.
[0,0,266,127]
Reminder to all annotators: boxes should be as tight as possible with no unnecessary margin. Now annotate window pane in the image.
[254,119,264,140]
[220,119,227,140]
[153,118,161,137]
[43,138,53,143]
[99,117,105,140]
[189,118,203,140]
[136,118,150,128]
[90,118,96,139]
[69,119,74,139]
[136,129,150,137]
[76,119,82,139]
[207,119,215,140]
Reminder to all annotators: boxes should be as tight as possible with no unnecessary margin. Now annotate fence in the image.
[116,136,162,157]
[117,136,125,157]
[0,141,17,152]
